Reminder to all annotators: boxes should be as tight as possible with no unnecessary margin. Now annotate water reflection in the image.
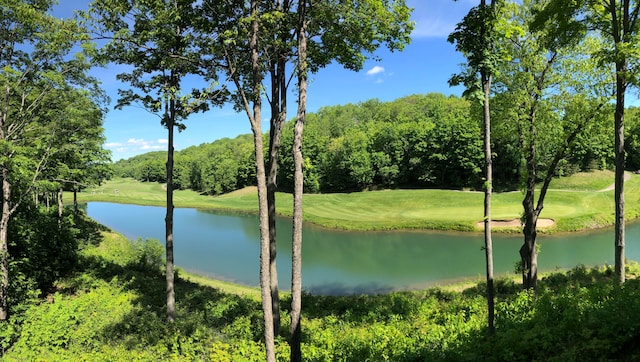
[86,202,636,295]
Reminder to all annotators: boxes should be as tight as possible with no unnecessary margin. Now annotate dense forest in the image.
[113,93,640,193]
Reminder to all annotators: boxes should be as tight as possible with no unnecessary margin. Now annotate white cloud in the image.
[366,65,385,76]
[375,78,384,84]
[105,138,168,156]
[407,0,475,38]
[127,138,147,145]
[141,144,164,150]
[104,142,124,148]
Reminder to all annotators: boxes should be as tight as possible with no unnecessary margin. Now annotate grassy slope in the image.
[6,229,640,361]
[67,170,640,232]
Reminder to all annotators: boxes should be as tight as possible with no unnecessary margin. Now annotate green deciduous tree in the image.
[47,88,110,219]
[449,0,503,336]
[89,0,220,322]
[496,0,613,290]
[0,0,99,321]
[203,0,277,358]
[200,1,412,358]
[534,0,640,284]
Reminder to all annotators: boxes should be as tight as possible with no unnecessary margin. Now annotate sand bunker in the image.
[476,218,555,229]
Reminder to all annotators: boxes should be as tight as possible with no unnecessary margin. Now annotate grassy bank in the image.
[66,170,640,232]
[5,227,640,361]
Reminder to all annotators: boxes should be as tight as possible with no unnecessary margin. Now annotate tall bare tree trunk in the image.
[248,1,275,359]
[521,137,539,290]
[266,0,292,335]
[266,54,286,337]
[73,185,78,221]
[165,93,176,323]
[614,59,626,284]
[255,104,276,362]
[290,1,307,359]
[480,63,495,335]
[58,188,63,225]
[0,171,10,321]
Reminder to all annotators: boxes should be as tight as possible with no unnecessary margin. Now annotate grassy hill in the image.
[68,170,640,232]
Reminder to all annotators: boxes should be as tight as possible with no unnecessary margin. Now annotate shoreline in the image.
[82,197,634,235]
[68,172,639,235]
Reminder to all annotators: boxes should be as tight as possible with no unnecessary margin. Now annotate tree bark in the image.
[254,99,276,362]
[480,69,495,335]
[165,91,176,323]
[290,1,307,359]
[614,59,626,284]
[521,131,538,290]
[249,1,275,359]
[520,204,539,290]
[0,169,10,321]
[58,188,63,225]
[73,185,78,221]
[266,53,286,337]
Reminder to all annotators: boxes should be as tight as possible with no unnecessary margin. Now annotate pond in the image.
[86,202,639,295]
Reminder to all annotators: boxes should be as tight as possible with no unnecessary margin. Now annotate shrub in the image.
[130,238,165,273]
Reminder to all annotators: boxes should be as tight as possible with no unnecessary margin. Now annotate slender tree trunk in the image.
[255,106,276,362]
[266,57,286,337]
[614,60,626,284]
[266,0,290,334]
[520,210,539,290]
[267,128,280,337]
[0,170,10,321]
[58,188,63,225]
[521,138,538,290]
[248,1,275,359]
[165,88,177,323]
[481,67,495,335]
[290,2,307,359]
[73,185,78,221]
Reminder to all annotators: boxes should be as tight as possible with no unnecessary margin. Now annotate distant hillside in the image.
[113,93,627,194]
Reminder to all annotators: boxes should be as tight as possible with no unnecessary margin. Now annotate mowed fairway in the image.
[67,171,640,232]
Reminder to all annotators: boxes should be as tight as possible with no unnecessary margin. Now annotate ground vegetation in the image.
[4,217,640,361]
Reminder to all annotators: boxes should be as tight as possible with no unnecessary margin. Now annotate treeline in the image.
[114,93,640,193]
[114,134,257,195]
[1,0,112,325]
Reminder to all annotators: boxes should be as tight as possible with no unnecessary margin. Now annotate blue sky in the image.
[53,1,477,161]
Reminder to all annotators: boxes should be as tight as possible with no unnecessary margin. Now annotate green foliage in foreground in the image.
[4,230,640,361]
[69,170,640,233]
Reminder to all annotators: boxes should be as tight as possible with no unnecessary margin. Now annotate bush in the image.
[130,238,165,273]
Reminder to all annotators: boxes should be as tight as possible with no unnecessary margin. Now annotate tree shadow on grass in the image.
[51,252,640,361]
[448,266,640,361]
[297,289,420,324]
[73,252,265,350]
[50,218,640,361]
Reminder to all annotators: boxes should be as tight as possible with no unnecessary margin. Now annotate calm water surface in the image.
[86,202,640,295]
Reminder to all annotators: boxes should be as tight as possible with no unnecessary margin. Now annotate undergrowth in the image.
[4,225,640,361]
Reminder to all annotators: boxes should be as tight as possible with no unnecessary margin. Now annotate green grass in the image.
[7,228,640,361]
[547,169,618,191]
[68,171,640,233]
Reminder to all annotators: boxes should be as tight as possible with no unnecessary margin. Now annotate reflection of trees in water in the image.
[198,209,261,240]
[203,209,491,285]
[305,282,394,296]
[93,204,632,294]
[300,227,487,280]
